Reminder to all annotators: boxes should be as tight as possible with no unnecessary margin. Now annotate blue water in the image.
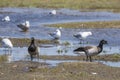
[0,8,120,67]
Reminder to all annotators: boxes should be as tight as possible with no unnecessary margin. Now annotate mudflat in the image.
[0,61,120,80]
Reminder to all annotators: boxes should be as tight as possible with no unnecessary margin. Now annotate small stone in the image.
[91,72,97,75]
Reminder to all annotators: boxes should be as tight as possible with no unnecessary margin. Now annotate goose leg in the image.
[86,55,89,61]
[30,55,33,61]
[89,56,92,62]
[85,52,89,61]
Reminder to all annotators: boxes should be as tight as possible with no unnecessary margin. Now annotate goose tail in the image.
[74,47,85,52]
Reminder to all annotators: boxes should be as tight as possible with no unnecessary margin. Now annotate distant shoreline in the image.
[0,0,120,12]
[45,20,120,28]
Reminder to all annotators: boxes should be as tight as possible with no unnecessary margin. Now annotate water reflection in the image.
[0,44,119,67]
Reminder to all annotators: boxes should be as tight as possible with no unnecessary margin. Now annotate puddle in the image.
[40,59,79,67]
[46,60,120,67]
[0,44,120,67]
[101,61,120,67]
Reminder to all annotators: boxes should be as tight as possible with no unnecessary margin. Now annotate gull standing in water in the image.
[1,38,13,54]
[49,10,57,15]
[17,21,30,32]
[73,31,92,44]
[48,27,62,40]
[2,16,10,22]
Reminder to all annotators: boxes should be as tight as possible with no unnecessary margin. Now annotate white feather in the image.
[49,10,57,15]
[74,31,92,39]
[87,46,99,56]
[1,38,13,48]
[2,16,10,22]
[49,28,61,39]
[17,21,30,31]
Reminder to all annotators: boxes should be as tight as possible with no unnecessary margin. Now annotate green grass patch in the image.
[45,21,120,28]
[0,55,7,62]
[36,62,120,80]
[0,37,59,47]
[39,54,120,61]
[0,60,120,80]
[0,0,120,11]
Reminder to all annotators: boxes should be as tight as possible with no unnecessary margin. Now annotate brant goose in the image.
[17,21,30,32]
[49,27,62,40]
[1,38,13,54]
[73,31,92,44]
[2,16,10,22]
[28,37,39,61]
[74,40,107,62]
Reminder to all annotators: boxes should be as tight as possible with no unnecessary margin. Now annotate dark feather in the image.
[28,37,39,61]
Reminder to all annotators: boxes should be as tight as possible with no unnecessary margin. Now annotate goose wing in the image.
[74,46,93,52]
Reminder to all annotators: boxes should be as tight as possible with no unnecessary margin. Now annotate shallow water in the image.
[0,46,120,67]
[101,61,120,67]
[0,8,120,45]
[0,8,120,67]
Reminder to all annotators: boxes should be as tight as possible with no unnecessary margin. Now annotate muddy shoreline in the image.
[0,61,120,80]
[0,37,59,47]
[39,54,120,62]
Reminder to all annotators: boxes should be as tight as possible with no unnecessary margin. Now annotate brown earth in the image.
[0,61,120,80]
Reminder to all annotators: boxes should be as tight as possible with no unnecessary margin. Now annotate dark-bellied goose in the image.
[28,37,39,61]
[17,21,30,32]
[74,40,107,62]
[1,38,13,54]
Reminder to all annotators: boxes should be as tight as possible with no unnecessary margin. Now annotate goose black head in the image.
[100,39,108,44]
[31,37,34,40]
[31,37,35,43]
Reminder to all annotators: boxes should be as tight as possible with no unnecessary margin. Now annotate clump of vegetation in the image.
[113,54,120,58]
[0,37,59,47]
[0,58,120,80]
[57,49,63,54]
[0,55,7,62]
[33,62,120,80]
[39,54,120,61]
[46,21,120,29]
[94,54,120,61]
[62,41,71,46]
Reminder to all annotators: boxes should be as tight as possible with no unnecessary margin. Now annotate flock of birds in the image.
[0,9,108,62]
